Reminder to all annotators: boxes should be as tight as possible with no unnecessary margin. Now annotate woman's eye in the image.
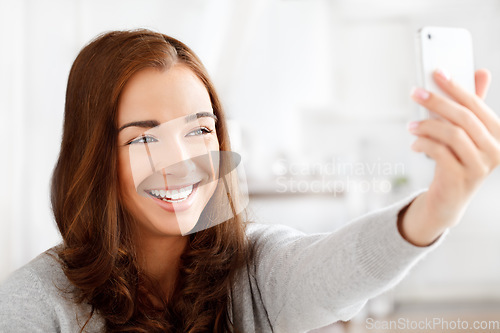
[186,127,213,137]
[128,135,158,145]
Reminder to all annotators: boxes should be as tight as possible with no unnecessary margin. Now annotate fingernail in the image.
[407,121,420,132]
[435,68,451,81]
[411,87,430,100]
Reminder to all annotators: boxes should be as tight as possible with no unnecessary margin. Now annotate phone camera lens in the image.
[428,34,432,40]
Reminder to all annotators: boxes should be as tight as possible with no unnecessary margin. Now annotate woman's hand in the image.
[398,68,500,247]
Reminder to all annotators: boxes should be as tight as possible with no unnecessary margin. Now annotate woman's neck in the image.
[135,233,189,299]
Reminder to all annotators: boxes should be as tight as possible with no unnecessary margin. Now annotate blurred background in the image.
[1,0,499,332]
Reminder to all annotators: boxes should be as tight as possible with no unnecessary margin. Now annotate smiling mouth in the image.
[146,182,200,203]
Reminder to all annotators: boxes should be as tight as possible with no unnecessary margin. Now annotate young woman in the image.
[0,29,499,333]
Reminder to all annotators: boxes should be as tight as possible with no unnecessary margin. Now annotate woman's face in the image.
[117,65,219,237]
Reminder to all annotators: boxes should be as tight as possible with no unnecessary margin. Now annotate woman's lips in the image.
[146,182,200,213]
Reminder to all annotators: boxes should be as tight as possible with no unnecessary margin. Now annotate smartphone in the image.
[415,26,475,120]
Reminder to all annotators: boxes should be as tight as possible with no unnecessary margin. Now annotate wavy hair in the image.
[51,29,249,332]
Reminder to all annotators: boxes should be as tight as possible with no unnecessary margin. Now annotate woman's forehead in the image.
[117,65,213,126]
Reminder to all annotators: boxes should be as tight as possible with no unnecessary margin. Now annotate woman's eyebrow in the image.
[184,112,218,123]
[118,112,217,132]
[118,120,160,132]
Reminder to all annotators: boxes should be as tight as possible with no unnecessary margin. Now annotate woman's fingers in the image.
[475,68,491,99]
[409,119,486,179]
[432,69,500,140]
[410,135,461,172]
[411,87,500,170]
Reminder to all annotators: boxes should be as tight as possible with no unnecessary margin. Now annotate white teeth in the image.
[149,184,195,202]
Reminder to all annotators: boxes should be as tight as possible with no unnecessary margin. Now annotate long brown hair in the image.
[51,29,249,332]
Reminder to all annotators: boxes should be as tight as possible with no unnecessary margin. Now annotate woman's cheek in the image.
[118,150,139,196]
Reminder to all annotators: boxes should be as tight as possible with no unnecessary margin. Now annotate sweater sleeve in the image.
[0,264,60,332]
[246,188,448,333]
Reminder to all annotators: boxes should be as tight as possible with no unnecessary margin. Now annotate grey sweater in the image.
[0,189,446,332]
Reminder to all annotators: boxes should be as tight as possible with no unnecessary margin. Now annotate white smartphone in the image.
[415,26,476,120]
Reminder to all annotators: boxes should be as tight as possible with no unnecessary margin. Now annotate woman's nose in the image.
[163,156,197,179]
[154,139,198,178]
